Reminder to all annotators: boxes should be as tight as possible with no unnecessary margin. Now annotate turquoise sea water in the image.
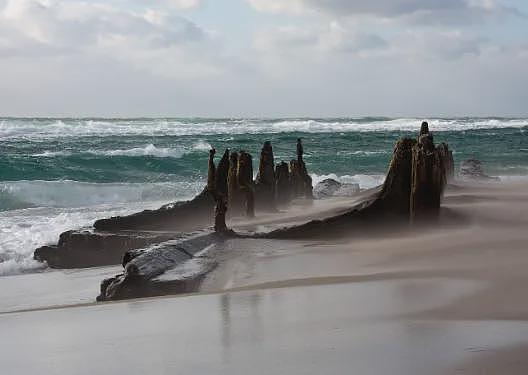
[1,117,527,275]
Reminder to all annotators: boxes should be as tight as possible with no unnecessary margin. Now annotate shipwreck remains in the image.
[208,148,230,233]
[255,141,277,211]
[262,123,455,238]
[34,139,314,269]
[34,124,457,302]
[238,150,255,217]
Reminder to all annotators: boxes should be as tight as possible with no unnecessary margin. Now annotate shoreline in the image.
[2,179,528,373]
[2,179,527,312]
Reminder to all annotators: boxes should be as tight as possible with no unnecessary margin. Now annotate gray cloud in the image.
[247,0,522,24]
[254,22,388,57]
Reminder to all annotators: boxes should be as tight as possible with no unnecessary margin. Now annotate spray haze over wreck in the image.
[22,121,455,301]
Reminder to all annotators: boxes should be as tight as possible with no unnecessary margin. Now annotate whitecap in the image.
[337,150,389,156]
[86,144,186,158]
[3,118,528,141]
[192,140,212,151]
[0,203,164,276]
[0,178,206,276]
[0,180,204,211]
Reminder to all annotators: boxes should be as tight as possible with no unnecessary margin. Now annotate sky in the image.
[0,0,526,117]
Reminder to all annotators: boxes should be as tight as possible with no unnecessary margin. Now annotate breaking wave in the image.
[0,179,205,276]
[2,117,527,140]
[33,142,213,158]
[0,203,164,276]
[0,180,204,211]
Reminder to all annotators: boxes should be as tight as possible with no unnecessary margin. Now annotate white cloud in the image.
[0,0,222,78]
[164,0,200,9]
[0,0,205,50]
[146,0,201,10]
[246,0,304,14]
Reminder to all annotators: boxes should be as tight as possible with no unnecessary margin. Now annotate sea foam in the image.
[33,142,212,158]
[0,203,162,276]
[0,180,204,211]
[2,118,527,140]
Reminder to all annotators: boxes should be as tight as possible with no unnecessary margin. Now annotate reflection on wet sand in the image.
[2,279,527,375]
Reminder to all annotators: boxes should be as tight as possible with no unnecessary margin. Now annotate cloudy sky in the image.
[0,0,526,117]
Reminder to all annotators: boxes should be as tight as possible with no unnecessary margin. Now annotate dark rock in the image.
[313,179,360,199]
[459,159,499,181]
[314,178,342,198]
[336,183,361,197]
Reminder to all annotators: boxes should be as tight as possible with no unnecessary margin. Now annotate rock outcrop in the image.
[459,159,499,181]
[313,179,360,199]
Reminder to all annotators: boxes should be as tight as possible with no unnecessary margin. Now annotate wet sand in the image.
[2,180,528,374]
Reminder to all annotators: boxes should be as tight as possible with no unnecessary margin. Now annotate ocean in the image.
[1,117,527,276]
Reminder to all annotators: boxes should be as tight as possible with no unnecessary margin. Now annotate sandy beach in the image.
[2,0,526,371]
[2,180,528,374]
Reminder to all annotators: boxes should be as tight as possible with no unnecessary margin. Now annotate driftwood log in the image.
[97,232,224,301]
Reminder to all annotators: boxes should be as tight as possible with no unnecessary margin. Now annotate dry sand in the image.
[1,180,528,374]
